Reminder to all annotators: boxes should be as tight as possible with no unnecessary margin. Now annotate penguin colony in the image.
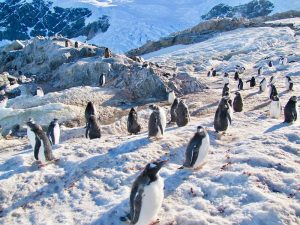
[4,52,296,225]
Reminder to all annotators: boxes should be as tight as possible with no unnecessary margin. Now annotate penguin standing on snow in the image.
[223,91,233,118]
[86,115,101,139]
[285,76,293,91]
[127,108,141,135]
[269,95,282,119]
[170,98,179,123]
[214,97,232,133]
[284,96,298,123]
[269,76,276,85]
[269,84,278,100]
[234,71,239,81]
[258,67,263,75]
[26,120,55,164]
[99,73,106,87]
[212,69,217,77]
[222,83,230,97]
[34,87,44,97]
[233,92,243,112]
[246,77,256,88]
[179,126,210,170]
[176,100,190,127]
[268,61,273,67]
[207,68,213,77]
[148,105,166,138]
[47,118,60,145]
[27,118,37,149]
[120,160,166,225]
[85,102,97,125]
[168,90,176,105]
[259,78,267,92]
[238,78,244,91]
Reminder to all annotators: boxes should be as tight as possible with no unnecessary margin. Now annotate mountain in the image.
[0,0,299,52]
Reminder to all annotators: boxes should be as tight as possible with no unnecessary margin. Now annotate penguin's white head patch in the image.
[149,163,157,168]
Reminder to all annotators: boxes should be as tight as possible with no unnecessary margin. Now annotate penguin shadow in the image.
[264,122,290,133]
[191,101,219,117]
[250,100,270,111]
[279,90,289,97]
[244,90,261,99]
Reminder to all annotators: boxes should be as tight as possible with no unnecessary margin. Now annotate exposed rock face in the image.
[0,0,109,41]
[202,0,274,20]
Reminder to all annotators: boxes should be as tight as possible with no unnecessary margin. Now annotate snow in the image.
[0,20,300,224]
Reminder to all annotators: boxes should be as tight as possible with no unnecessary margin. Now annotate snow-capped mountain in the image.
[0,0,299,52]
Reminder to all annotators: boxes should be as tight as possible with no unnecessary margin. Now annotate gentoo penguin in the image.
[270,95,281,119]
[127,108,141,135]
[279,56,287,65]
[99,73,105,87]
[0,94,7,108]
[47,118,60,145]
[170,98,179,123]
[175,100,190,127]
[269,76,275,85]
[269,84,278,100]
[26,120,55,164]
[180,126,210,169]
[27,118,37,149]
[238,78,244,91]
[85,102,97,125]
[65,40,69,47]
[285,76,293,91]
[168,90,176,105]
[223,73,229,85]
[259,78,267,92]
[120,160,166,225]
[85,115,101,139]
[212,69,217,77]
[268,61,273,67]
[35,87,44,97]
[233,92,243,112]
[234,71,239,81]
[223,91,233,118]
[222,83,230,97]
[104,48,111,58]
[207,68,213,77]
[75,41,78,48]
[258,67,263,75]
[148,104,166,138]
[246,77,256,88]
[284,96,298,123]
[214,97,232,133]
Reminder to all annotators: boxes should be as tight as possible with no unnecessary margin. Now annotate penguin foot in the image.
[120,213,130,222]
[178,166,184,170]
[194,162,207,171]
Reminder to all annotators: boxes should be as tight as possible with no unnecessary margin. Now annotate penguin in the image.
[234,71,239,81]
[170,98,179,123]
[26,120,55,164]
[233,92,243,112]
[222,83,230,97]
[270,95,281,119]
[223,73,229,85]
[99,73,105,87]
[120,160,166,225]
[258,67,263,75]
[212,69,217,77]
[284,96,298,123]
[246,77,256,88]
[104,48,111,58]
[35,87,44,97]
[180,126,210,169]
[207,68,213,77]
[127,108,141,135]
[269,84,278,100]
[75,41,79,48]
[268,61,273,67]
[0,94,7,108]
[47,118,60,145]
[27,118,37,149]
[238,78,244,91]
[175,100,190,127]
[148,105,166,138]
[168,90,176,105]
[279,56,287,65]
[85,115,101,139]
[269,76,276,85]
[214,97,232,133]
[223,91,233,118]
[285,76,293,91]
[65,40,69,47]
[259,78,267,92]
[85,102,97,125]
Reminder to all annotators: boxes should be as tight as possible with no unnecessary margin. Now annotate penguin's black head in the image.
[271,95,280,101]
[149,104,159,111]
[285,76,291,81]
[144,160,167,179]
[89,115,97,122]
[290,96,297,102]
[173,98,179,105]
[235,92,240,96]
[196,126,206,135]
[53,118,59,123]
[224,91,229,97]
[130,107,136,113]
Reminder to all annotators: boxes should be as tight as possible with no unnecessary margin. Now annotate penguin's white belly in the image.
[285,80,290,91]
[193,135,210,168]
[36,89,44,97]
[27,128,36,149]
[158,108,166,134]
[102,76,106,85]
[229,105,233,119]
[261,81,267,92]
[270,101,281,118]
[168,92,175,105]
[0,99,7,108]
[38,141,46,163]
[53,125,60,145]
[135,177,164,225]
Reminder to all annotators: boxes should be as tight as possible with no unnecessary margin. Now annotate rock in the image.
[2,40,25,52]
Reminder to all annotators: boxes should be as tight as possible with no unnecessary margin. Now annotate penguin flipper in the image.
[34,136,41,160]
[227,111,232,125]
[131,190,142,224]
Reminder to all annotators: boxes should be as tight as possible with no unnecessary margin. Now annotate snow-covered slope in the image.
[0,20,299,224]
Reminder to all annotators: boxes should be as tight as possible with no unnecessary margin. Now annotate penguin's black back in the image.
[35,128,54,161]
[214,100,231,132]
[233,95,243,112]
[176,101,190,127]
[284,100,297,123]
[85,102,96,124]
[86,116,101,139]
[170,98,179,122]
[270,85,278,99]
[148,110,160,137]
[47,121,55,145]
[127,108,141,134]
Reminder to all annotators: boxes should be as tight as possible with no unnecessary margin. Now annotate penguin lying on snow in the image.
[270,95,281,119]
[170,98,179,123]
[214,97,232,133]
[120,160,167,225]
[127,108,141,135]
[27,120,55,165]
[175,100,190,127]
[85,102,97,126]
[179,126,210,170]
[47,118,60,145]
[233,92,243,112]
[86,115,101,139]
[259,78,267,92]
[284,96,298,123]
[148,104,166,139]
[285,76,293,91]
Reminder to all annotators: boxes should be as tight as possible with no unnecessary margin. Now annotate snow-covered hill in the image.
[0,0,300,52]
[0,19,299,224]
